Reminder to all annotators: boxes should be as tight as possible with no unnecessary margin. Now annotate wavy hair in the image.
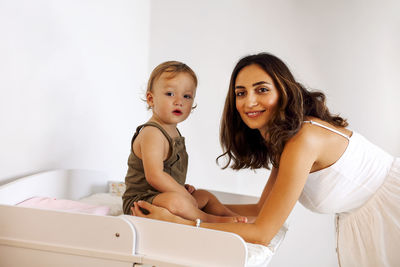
[218,53,348,170]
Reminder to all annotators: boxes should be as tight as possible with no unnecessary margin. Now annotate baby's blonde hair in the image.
[147,61,197,93]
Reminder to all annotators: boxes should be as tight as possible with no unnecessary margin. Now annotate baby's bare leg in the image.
[192,189,247,221]
[152,192,244,223]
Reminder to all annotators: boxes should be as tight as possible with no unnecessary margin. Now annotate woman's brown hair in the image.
[218,52,348,170]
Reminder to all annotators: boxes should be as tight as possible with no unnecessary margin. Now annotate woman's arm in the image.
[224,167,278,217]
[133,128,321,245]
[207,134,317,245]
[250,132,318,244]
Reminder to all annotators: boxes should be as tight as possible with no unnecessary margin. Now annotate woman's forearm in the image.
[199,221,271,245]
[133,200,275,246]
[171,211,270,245]
[224,203,259,216]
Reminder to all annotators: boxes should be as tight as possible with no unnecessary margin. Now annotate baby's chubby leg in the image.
[152,191,246,223]
[192,189,247,223]
[152,191,200,220]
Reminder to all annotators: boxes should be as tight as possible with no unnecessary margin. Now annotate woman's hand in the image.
[131,201,181,223]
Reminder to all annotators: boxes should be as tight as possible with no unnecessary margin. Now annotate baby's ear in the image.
[146,92,154,107]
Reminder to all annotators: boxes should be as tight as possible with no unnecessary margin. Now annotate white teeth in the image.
[248,112,260,115]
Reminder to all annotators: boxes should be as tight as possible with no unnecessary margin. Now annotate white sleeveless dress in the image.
[298,121,400,267]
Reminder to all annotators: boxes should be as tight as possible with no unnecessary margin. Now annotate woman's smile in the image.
[234,64,279,135]
[245,110,265,118]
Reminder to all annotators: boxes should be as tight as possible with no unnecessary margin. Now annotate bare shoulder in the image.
[138,125,168,144]
[280,121,326,168]
[286,122,321,150]
[133,124,170,159]
[304,117,352,137]
[293,118,351,171]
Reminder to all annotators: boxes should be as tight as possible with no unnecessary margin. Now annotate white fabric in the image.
[246,243,274,267]
[79,193,124,216]
[337,158,400,267]
[299,131,393,213]
[245,222,288,267]
[17,196,110,215]
[298,123,399,266]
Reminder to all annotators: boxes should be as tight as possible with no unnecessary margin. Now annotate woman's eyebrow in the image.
[252,81,271,86]
[235,81,272,89]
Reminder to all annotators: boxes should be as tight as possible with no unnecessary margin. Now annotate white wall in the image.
[149,0,400,266]
[149,0,400,196]
[1,0,399,266]
[0,0,150,183]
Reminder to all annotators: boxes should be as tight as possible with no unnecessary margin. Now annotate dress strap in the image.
[304,120,350,140]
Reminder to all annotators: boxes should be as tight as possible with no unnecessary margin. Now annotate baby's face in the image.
[147,72,196,125]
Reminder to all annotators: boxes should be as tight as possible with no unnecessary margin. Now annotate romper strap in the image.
[131,122,174,151]
[304,120,350,140]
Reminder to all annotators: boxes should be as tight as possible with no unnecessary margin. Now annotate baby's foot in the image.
[235,216,248,223]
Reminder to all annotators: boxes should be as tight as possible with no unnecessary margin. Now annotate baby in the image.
[122,61,246,223]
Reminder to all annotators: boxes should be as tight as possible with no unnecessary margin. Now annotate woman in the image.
[132,53,400,266]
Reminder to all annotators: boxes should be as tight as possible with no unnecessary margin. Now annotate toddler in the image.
[122,61,246,223]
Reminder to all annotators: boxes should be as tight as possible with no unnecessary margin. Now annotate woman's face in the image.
[234,64,280,137]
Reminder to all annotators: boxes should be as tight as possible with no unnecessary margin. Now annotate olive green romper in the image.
[122,122,188,215]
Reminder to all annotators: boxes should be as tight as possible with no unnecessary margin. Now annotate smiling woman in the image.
[132,52,400,267]
[234,64,280,137]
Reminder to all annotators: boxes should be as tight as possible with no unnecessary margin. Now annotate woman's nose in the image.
[245,93,258,107]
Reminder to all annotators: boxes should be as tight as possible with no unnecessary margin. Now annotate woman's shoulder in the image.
[302,117,352,139]
[285,118,328,151]
[283,126,318,155]
[291,118,323,140]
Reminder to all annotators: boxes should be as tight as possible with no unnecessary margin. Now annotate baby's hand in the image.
[184,184,196,194]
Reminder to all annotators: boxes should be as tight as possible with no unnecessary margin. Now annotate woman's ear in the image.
[146,92,154,108]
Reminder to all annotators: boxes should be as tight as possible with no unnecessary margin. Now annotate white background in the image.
[1,1,399,266]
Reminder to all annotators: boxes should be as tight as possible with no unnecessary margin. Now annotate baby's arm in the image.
[138,127,194,201]
[184,184,196,194]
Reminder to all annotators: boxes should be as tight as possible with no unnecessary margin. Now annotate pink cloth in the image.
[17,197,110,215]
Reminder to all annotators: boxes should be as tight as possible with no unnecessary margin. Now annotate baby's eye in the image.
[166,92,174,96]
[184,94,192,99]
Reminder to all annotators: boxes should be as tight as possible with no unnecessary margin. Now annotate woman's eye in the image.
[235,91,245,97]
[258,87,269,93]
